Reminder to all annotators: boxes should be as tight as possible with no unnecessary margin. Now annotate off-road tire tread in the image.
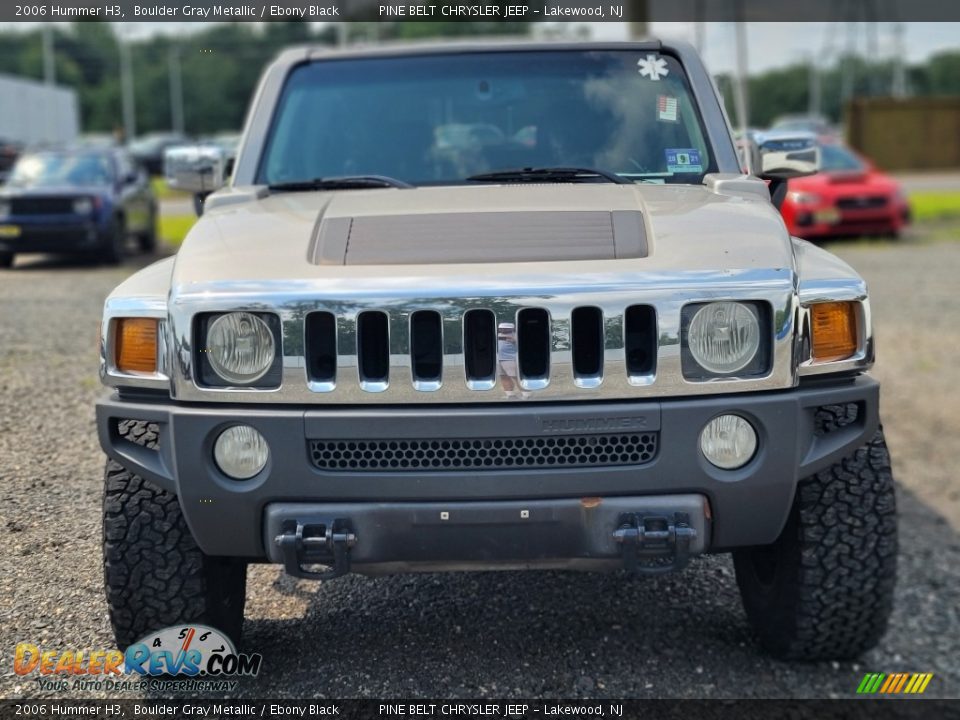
[103,459,246,649]
[734,407,898,660]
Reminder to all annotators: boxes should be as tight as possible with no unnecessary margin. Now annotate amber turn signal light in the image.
[810,302,858,362]
[115,318,158,374]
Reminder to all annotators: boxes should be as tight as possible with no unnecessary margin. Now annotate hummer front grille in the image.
[303,304,657,393]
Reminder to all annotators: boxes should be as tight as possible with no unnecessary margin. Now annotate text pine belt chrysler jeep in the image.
[97,41,897,661]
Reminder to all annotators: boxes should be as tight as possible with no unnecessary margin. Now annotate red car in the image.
[779,144,911,239]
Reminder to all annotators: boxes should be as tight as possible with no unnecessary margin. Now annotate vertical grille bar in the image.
[571,306,604,386]
[624,304,657,381]
[463,309,496,388]
[410,310,443,388]
[517,308,550,389]
[305,311,337,389]
[357,310,389,390]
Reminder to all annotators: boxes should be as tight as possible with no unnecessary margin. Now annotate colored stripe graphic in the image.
[857,672,933,694]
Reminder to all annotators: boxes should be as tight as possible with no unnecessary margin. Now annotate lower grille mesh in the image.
[309,433,658,472]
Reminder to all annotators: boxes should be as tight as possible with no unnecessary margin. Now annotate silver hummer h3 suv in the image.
[97,41,897,660]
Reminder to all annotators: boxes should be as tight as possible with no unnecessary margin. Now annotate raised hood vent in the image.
[309,210,647,266]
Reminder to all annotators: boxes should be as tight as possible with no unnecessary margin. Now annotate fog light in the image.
[214,425,269,480]
[700,414,757,470]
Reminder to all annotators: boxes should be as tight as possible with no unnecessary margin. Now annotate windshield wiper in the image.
[465,166,630,185]
[268,175,413,191]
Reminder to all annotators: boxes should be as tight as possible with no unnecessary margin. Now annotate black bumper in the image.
[96,376,880,561]
[0,223,102,253]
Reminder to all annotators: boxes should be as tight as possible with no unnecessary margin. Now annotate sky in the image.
[2,21,958,77]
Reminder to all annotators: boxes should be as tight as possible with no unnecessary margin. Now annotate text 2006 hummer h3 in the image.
[97,41,897,660]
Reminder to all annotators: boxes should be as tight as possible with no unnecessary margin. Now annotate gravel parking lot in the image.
[1,231,958,700]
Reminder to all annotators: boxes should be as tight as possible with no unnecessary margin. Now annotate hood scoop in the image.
[309,210,647,266]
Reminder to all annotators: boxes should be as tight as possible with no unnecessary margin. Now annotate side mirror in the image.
[750,132,820,180]
[164,145,226,194]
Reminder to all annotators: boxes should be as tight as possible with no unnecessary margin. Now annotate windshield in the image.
[820,145,865,172]
[258,50,715,186]
[8,152,113,188]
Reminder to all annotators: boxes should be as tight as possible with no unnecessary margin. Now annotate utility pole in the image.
[891,23,907,98]
[733,18,750,141]
[168,46,184,134]
[808,52,821,117]
[119,30,136,142]
[42,26,55,85]
[42,26,56,143]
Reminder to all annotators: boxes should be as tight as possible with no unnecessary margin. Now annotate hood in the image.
[171,183,793,290]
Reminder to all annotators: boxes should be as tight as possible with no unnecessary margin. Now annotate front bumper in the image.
[0,219,103,253]
[97,375,879,565]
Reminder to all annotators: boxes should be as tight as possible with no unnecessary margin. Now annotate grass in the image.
[150,176,190,201]
[158,213,196,246]
[908,191,960,223]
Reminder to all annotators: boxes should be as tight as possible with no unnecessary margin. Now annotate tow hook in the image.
[612,512,697,575]
[274,519,357,580]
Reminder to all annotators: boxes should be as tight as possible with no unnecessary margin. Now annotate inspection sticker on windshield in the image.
[657,95,679,122]
[665,148,703,173]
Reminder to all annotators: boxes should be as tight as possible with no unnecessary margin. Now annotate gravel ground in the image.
[1,232,958,700]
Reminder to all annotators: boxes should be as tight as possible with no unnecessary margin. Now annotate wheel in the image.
[733,409,897,660]
[103,457,247,649]
[0,252,13,268]
[138,203,157,253]
[99,218,126,265]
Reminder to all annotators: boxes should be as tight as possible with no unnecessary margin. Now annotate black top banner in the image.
[4,0,960,23]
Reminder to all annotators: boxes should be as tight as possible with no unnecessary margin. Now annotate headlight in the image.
[788,191,822,206]
[700,414,757,470]
[206,312,275,384]
[687,302,760,374]
[214,425,269,480]
[73,197,94,215]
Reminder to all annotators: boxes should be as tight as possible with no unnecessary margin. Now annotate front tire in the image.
[733,411,897,660]
[138,203,158,253]
[103,459,247,649]
[99,219,126,265]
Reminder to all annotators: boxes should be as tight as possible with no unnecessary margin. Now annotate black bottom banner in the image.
[1,700,958,720]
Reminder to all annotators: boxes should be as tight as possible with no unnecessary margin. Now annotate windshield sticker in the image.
[666,148,703,174]
[657,95,679,122]
[638,54,669,81]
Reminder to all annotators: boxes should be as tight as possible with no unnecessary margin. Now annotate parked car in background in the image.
[770,114,838,141]
[779,143,910,239]
[0,137,22,183]
[129,132,188,175]
[198,131,241,176]
[0,147,156,267]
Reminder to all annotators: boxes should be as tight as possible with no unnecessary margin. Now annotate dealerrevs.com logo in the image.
[15,624,262,693]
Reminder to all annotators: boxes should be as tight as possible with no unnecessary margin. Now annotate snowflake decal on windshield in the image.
[637,54,669,81]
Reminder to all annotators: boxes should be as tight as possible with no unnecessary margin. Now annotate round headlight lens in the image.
[700,414,757,470]
[688,302,760,374]
[73,197,94,215]
[207,312,275,384]
[214,425,269,480]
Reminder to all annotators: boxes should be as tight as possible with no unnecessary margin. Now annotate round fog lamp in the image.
[214,425,269,480]
[700,414,757,470]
